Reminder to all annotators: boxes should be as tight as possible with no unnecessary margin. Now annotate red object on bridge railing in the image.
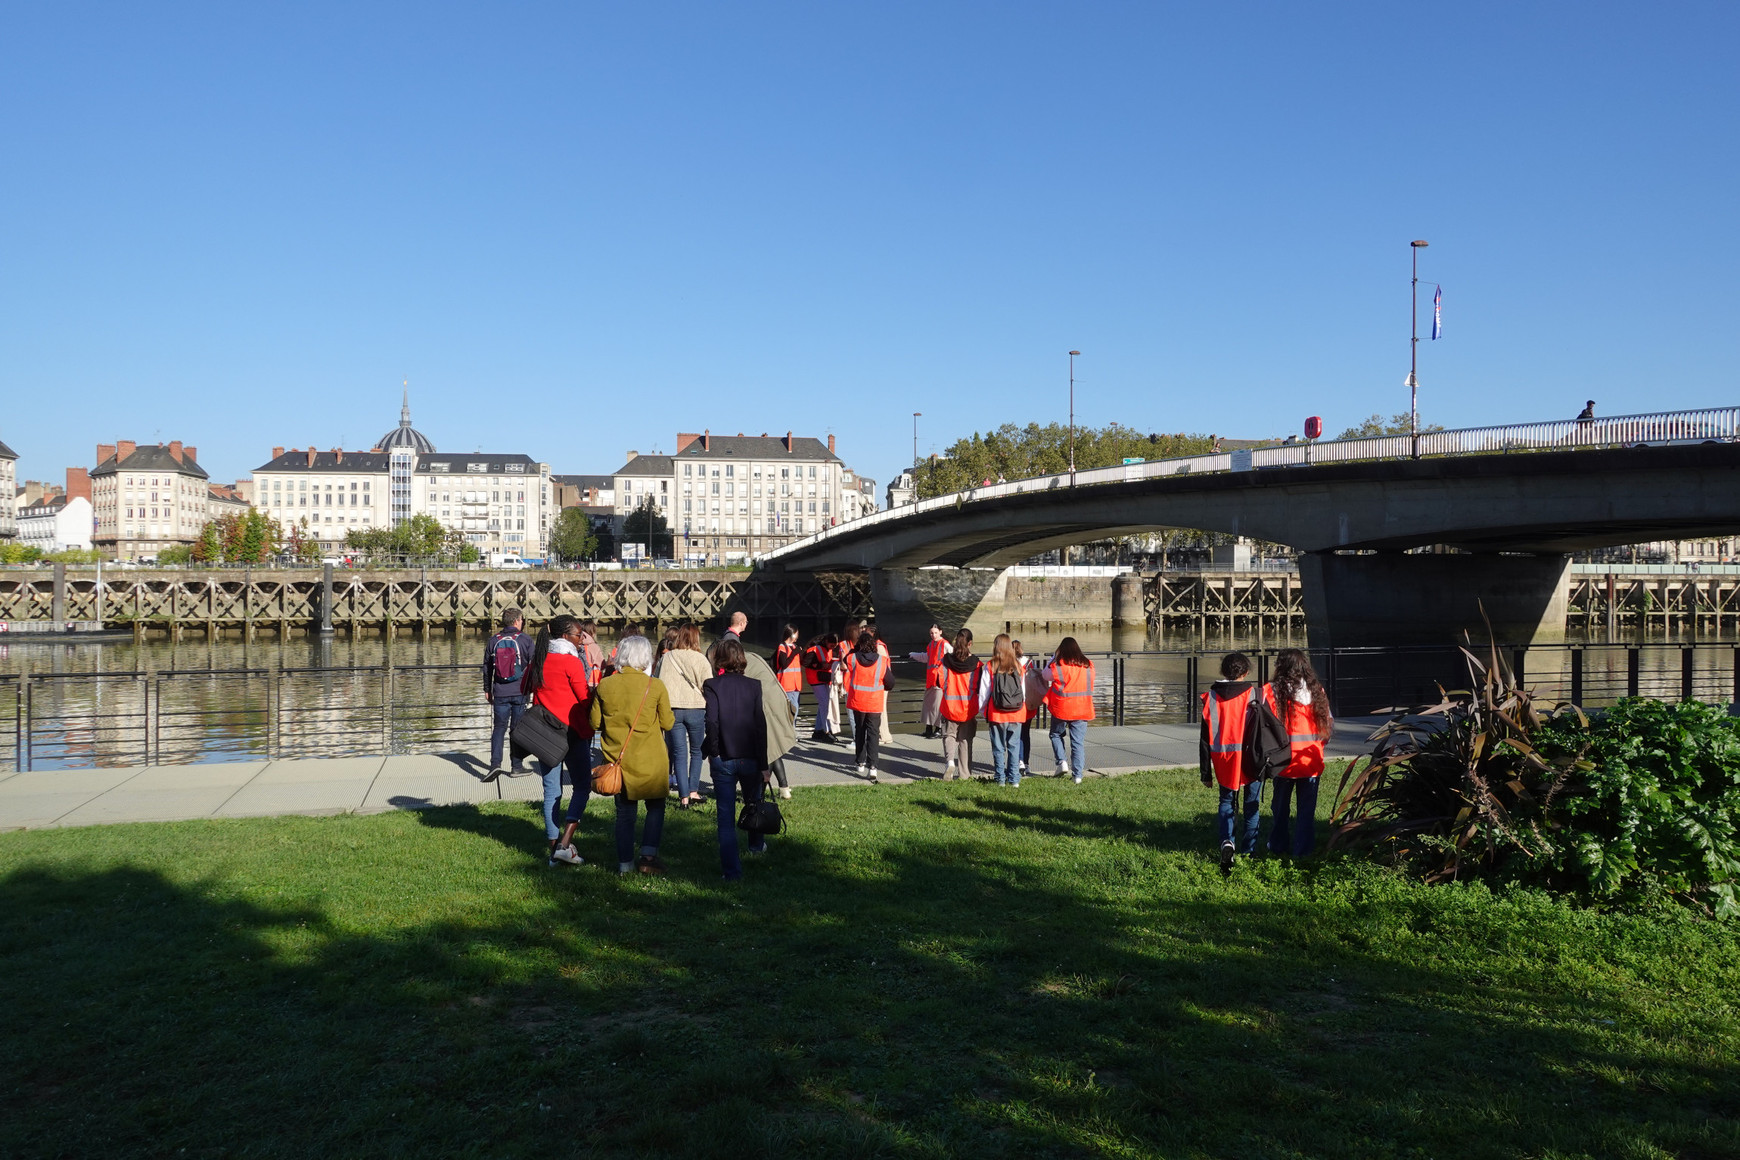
[1304,416,1323,439]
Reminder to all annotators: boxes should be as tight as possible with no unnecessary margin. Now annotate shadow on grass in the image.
[906,793,1212,854]
[0,803,1735,1158]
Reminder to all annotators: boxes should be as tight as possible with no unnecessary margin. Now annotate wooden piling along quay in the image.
[1145,572,1304,638]
[1567,572,1740,636]
[0,568,873,637]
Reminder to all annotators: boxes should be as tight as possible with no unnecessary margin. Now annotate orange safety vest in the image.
[924,639,948,689]
[1045,660,1096,722]
[938,662,982,722]
[773,644,804,693]
[804,645,832,687]
[984,665,1026,724]
[844,652,890,713]
[1201,683,1279,789]
[1278,696,1329,779]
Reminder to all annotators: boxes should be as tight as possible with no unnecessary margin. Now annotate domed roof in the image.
[377,390,435,454]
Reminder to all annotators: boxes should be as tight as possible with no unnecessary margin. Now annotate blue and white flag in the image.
[1431,285,1442,340]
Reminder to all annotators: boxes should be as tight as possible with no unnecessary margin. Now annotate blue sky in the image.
[2,2,1735,493]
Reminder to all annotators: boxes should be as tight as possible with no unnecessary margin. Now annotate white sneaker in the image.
[1058,763,1071,778]
[1073,775,1083,785]
[1018,762,1028,775]
[856,763,868,776]
[867,768,879,783]
[549,844,583,866]
[945,761,957,781]
[780,786,792,800]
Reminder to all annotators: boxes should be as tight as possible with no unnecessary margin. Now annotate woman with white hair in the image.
[588,632,675,874]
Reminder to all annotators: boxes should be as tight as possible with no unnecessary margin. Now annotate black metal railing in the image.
[6,642,1739,772]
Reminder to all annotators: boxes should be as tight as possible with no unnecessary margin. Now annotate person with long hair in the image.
[1266,648,1333,857]
[1199,650,1269,873]
[984,634,1026,787]
[523,614,595,867]
[908,623,951,739]
[1043,637,1095,783]
[937,629,987,779]
[702,637,770,880]
[771,622,805,726]
[657,622,711,808]
[743,638,799,801]
[1013,639,1045,777]
[588,633,675,874]
[844,624,892,781]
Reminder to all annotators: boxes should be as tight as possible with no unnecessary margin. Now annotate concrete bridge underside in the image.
[769,444,1740,648]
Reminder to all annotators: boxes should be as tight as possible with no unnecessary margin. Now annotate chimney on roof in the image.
[784,431,793,453]
[167,440,183,462]
[334,448,343,464]
[184,446,196,464]
[306,448,315,467]
[117,440,137,461]
[65,467,91,503]
[272,446,284,461]
[676,432,700,453]
[97,443,116,465]
[828,434,836,454]
[625,450,638,462]
[703,429,710,452]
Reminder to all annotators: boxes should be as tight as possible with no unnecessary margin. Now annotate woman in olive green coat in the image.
[589,634,676,874]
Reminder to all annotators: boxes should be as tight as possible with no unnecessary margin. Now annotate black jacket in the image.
[702,672,768,767]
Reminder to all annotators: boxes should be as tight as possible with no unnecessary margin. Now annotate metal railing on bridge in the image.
[763,405,1740,562]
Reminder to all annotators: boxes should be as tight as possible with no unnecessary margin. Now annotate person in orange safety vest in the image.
[1200,650,1279,873]
[936,629,988,779]
[907,623,951,738]
[1043,637,1096,783]
[771,622,805,718]
[1264,648,1333,858]
[843,626,893,782]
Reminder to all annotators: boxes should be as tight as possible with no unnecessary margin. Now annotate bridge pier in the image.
[1300,552,1571,649]
[869,567,1009,645]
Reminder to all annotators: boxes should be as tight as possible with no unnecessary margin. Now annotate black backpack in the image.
[992,668,1024,711]
[1241,684,1292,783]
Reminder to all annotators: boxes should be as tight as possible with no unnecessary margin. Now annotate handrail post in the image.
[18,679,28,773]
[1570,647,1583,706]
[1627,647,1641,698]
[1682,647,1695,702]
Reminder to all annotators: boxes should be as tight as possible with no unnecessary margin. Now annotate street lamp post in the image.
[1068,350,1081,486]
[912,411,921,465]
[1410,240,1428,456]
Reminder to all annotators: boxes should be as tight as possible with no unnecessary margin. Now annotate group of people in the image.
[772,620,1097,786]
[483,608,788,880]
[482,608,1336,879]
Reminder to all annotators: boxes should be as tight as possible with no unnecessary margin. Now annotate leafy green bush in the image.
[1332,644,1740,918]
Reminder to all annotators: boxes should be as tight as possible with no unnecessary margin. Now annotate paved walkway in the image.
[0,722,1380,831]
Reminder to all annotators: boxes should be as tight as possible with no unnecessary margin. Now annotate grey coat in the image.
[743,651,797,764]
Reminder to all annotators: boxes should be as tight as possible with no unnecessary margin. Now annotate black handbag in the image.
[511,702,572,768]
[738,795,785,836]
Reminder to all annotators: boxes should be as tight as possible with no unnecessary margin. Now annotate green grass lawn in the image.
[2,768,1736,1159]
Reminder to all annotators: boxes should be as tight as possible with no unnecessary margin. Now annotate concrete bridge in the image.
[759,408,1740,647]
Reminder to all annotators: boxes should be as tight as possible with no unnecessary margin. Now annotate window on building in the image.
[684,463,692,477]
[725,465,734,478]
[781,468,789,480]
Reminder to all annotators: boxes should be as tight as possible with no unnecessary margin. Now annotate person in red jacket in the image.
[524,615,595,867]
[1265,648,1333,857]
[1199,651,1277,873]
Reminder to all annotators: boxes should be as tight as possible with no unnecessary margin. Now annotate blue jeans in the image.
[1268,776,1320,857]
[668,708,706,797]
[710,756,767,880]
[537,752,587,841]
[491,696,527,769]
[1049,718,1087,774]
[1218,783,1263,853]
[785,690,800,719]
[989,721,1022,785]
[615,795,667,869]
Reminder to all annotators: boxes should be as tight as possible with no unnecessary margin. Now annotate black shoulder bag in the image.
[511,702,572,769]
[737,781,785,837]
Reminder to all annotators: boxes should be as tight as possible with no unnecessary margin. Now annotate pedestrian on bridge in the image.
[909,624,951,738]
[1044,638,1096,783]
[483,608,534,779]
[938,630,987,779]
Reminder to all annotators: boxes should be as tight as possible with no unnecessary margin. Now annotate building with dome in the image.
[248,394,553,558]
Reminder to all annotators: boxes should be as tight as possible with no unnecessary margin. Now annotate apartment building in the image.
[609,431,876,564]
[249,400,554,557]
[0,439,16,540]
[91,441,212,559]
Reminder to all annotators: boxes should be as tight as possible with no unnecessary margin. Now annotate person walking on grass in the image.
[588,633,675,875]
[985,634,1027,787]
[702,638,770,880]
[657,622,711,809]
[1200,650,1275,874]
[523,615,594,867]
[483,608,534,779]
[844,624,893,782]
[908,623,951,738]
[1266,648,1333,858]
[1044,637,1095,783]
[937,629,988,779]
[743,640,798,801]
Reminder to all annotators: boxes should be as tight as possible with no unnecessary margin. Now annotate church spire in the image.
[401,380,411,427]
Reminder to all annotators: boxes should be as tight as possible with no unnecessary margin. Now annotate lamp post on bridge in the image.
[1068,350,1081,486]
[1410,240,1428,458]
[912,412,921,472]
